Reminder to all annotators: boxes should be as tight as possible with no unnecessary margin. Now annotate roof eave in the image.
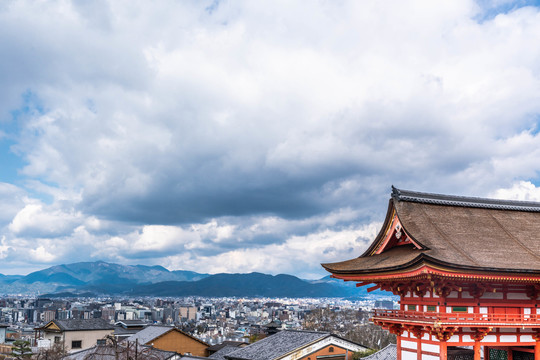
[326,254,540,279]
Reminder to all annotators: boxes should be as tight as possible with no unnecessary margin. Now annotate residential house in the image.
[37,318,114,352]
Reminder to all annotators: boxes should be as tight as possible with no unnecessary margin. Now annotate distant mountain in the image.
[0,261,390,298]
[0,274,24,284]
[0,261,209,295]
[311,275,390,297]
[21,261,208,284]
[123,272,358,297]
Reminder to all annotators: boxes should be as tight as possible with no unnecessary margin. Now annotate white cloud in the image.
[160,221,381,279]
[9,201,81,238]
[0,236,11,260]
[29,245,57,263]
[490,180,540,201]
[0,183,26,223]
[1,0,540,274]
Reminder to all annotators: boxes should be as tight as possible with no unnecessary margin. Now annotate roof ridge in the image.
[392,186,540,212]
[283,329,329,334]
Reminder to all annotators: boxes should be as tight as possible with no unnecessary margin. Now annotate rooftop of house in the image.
[362,344,396,360]
[115,320,148,327]
[207,341,247,352]
[224,330,363,360]
[209,345,243,360]
[43,318,114,332]
[123,325,173,344]
[65,344,178,360]
[322,187,540,276]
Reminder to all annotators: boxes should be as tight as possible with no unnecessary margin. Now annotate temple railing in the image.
[372,309,540,327]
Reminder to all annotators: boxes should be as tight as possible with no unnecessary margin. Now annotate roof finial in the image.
[391,185,401,199]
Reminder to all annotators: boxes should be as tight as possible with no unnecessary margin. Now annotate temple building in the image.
[322,187,540,360]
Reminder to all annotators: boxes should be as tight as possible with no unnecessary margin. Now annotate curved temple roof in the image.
[322,187,540,277]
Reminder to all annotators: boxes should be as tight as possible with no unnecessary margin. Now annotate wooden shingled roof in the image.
[322,187,540,277]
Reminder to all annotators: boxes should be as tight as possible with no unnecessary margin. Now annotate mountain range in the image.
[0,261,388,298]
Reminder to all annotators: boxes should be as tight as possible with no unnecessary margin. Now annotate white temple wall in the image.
[401,350,417,360]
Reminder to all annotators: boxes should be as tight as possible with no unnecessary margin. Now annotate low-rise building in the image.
[36,318,114,352]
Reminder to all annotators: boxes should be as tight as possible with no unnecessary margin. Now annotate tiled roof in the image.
[362,344,396,360]
[123,326,172,344]
[210,345,243,360]
[64,344,178,360]
[115,320,147,328]
[207,341,246,352]
[113,325,141,336]
[323,187,540,275]
[52,319,114,331]
[225,330,330,360]
[391,186,540,212]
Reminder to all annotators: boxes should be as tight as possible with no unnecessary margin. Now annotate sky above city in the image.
[2,0,540,279]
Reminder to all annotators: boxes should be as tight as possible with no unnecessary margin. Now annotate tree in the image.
[33,344,67,360]
[82,336,164,360]
[352,349,378,359]
[11,340,32,359]
[303,309,396,350]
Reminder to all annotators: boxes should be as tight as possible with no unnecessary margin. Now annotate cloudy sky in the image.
[2,0,540,279]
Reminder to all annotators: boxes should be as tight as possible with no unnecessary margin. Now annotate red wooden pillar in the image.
[440,341,447,360]
[534,330,540,360]
[412,327,423,360]
[473,341,481,360]
[397,335,402,360]
[507,347,513,360]
[472,328,491,360]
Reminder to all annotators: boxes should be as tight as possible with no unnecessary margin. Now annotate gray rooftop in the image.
[225,330,330,360]
[115,320,147,328]
[207,341,246,352]
[64,344,178,360]
[362,344,396,360]
[123,325,173,344]
[392,186,540,212]
[52,319,114,331]
[210,346,244,360]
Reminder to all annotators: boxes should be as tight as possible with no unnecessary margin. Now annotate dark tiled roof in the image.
[209,346,242,360]
[323,187,540,275]
[225,330,329,360]
[124,326,172,344]
[391,186,540,212]
[53,319,114,331]
[115,320,147,327]
[207,341,247,352]
[65,344,178,360]
[363,344,396,360]
[113,325,141,336]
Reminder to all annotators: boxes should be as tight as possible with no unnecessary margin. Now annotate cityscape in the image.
[0,294,395,354]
